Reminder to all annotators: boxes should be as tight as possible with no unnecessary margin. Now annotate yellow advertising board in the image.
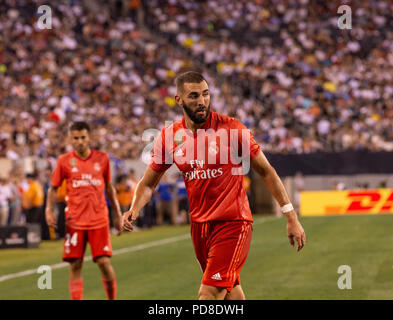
[300,189,393,216]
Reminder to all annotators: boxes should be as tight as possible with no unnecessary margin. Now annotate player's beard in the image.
[74,144,90,157]
[181,100,210,124]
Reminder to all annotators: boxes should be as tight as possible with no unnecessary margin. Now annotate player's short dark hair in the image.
[175,71,207,93]
[69,121,90,132]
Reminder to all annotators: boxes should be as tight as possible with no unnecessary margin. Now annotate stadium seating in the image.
[1,0,392,164]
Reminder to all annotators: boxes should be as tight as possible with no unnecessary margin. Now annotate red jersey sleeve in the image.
[231,119,261,160]
[103,153,111,183]
[51,156,65,187]
[148,128,173,172]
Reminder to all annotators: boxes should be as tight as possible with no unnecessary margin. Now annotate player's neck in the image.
[184,115,206,133]
[75,148,91,160]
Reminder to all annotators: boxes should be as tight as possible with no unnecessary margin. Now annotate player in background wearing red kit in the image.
[123,71,306,300]
[45,122,123,300]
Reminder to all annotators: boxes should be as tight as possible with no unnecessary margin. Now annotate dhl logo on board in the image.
[300,189,393,216]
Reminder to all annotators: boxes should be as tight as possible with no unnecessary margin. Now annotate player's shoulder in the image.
[57,151,74,163]
[213,111,245,129]
[162,118,183,134]
[92,149,110,160]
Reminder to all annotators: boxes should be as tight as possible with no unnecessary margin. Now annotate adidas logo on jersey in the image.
[71,167,78,172]
[103,246,110,251]
[175,148,184,156]
[211,272,222,281]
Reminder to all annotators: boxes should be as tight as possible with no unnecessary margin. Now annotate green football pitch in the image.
[0,214,392,300]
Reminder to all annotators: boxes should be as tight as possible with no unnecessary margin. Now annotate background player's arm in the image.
[250,150,306,251]
[123,167,166,231]
[106,181,123,235]
[45,186,58,228]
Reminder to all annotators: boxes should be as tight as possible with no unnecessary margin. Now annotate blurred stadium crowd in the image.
[1,0,392,161]
[148,0,393,153]
[0,0,392,231]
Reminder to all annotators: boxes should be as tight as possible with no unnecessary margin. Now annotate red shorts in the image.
[62,224,112,262]
[191,220,252,292]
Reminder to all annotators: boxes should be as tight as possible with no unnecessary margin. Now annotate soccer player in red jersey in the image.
[123,71,306,300]
[45,122,123,300]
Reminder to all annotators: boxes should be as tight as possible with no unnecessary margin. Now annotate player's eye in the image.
[189,92,201,99]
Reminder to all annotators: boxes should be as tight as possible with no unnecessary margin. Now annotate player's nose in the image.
[197,95,204,105]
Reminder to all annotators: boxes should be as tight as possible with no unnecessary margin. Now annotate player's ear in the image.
[175,95,182,106]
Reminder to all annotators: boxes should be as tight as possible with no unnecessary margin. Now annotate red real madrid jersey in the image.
[149,111,261,223]
[51,150,111,229]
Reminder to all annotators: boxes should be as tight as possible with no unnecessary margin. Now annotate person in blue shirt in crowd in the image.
[156,174,175,225]
[174,173,190,225]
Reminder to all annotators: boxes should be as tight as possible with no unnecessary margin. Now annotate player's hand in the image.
[286,212,306,251]
[123,209,139,232]
[45,208,57,229]
[114,212,123,236]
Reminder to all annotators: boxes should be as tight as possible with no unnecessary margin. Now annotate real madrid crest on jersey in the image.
[94,162,101,171]
[208,141,219,155]
[70,158,77,166]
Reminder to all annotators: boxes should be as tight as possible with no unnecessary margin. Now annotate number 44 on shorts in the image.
[65,232,78,253]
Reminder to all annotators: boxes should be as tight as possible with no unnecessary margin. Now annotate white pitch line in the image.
[0,215,278,283]
[0,233,190,283]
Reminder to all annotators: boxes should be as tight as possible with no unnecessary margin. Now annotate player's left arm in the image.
[250,151,306,251]
[45,186,59,228]
[106,181,123,235]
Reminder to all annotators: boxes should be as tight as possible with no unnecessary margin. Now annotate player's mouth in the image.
[196,109,206,116]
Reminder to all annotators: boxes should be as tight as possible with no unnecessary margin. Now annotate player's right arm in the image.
[45,186,58,229]
[123,167,166,231]
[46,156,65,229]
[123,128,171,231]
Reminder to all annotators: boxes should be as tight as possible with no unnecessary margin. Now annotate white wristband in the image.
[281,203,294,214]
